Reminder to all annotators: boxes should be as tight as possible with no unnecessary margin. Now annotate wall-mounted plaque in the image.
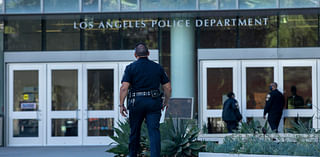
[165,98,193,119]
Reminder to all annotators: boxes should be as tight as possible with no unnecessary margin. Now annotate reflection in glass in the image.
[239,16,277,48]
[207,68,232,109]
[199,17,237,48]
[0,0,3,13]
[46,19,80,50]
[279,15,318,47]
[280,0,319,8]
[6,0,40,13]
[88,118,114,136]
[141,0,196,11]
[246,117,266,126]
[14,71,38,111]
[121,0,137,11]
[52,119,78,136]
[284,117,312,133]
[5,18,42,51]
[52,70,78,111]
[83,0,99,12]
[13,119,38,137]
[207,118,226,133]
[246,68,273,109]
[88,70,114,110]
[44,0,79,12]
[220,0,236,9]
[83,18,120,50]
[199,0,217,10]
[239,0,276,9]
[283,67,312,109]
[102,0,119,11]
[121,20,158,49]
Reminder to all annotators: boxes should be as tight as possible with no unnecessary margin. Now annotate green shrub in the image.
[206,135,320,156]
[106,118,205,157]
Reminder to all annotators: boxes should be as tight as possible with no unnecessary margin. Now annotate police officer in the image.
[119,43,171,157]
[222,92,242,133]
[263,82,284,133]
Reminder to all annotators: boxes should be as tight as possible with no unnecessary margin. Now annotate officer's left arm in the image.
[120,82,130,117]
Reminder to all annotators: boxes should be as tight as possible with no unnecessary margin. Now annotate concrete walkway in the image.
[0,146,115,157]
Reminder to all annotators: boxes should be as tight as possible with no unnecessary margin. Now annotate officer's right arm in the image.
[120,82,130,117]
[264,93,273,117]
[162,82,171,110]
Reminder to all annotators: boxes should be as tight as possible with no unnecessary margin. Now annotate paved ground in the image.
[0,146,115,157]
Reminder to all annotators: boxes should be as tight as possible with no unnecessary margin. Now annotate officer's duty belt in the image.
[130,90,160,97]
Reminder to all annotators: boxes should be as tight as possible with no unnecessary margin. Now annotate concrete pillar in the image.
[170,19,195,98]
[0,21,4,146]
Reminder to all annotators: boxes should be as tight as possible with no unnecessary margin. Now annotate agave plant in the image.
[106,120,149,157]
[161,118,206,157]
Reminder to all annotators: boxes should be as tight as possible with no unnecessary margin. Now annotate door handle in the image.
[37,110,41,121]
[76,109,81,120]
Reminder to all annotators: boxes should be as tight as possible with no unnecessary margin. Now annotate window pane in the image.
[88,118,114,136]
[283,67,312,109]
[279,15,318,47]
[121,0,138,11]
[0,0,3,13]
[102,0,119,11]
[280,0,319,8]
[121,19,158,49]
[52,119,78,136]
[5,17,41,51]
[44,0,79,12]
[14,71,39,111]
[83,0,99,12]
[207,68,232,109]
[52,70,78,111]
[199,17,237,48]
[199,0,217,10]
[141,0,196,11]
[239,16,277,48]
[246,67,274,109]
[246,117,265,126]
[284,117,312,133]
[239,0,277,9]
[88,70,114,110]
[207,117,226,133]
[13,119,38,137]
[220,0,236,9]
[6,0,40,13]
[46,18,80,51]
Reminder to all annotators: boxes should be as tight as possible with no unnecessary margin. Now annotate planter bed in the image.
[199,152,315,157]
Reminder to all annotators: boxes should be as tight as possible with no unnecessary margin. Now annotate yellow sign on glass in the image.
[23,94,29,100]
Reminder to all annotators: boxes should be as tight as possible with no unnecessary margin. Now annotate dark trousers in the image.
[225,121,238,133]
[128,97,162,157]
[268,116,281,133]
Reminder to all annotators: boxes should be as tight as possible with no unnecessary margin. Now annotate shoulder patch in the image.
[266,94,270,101]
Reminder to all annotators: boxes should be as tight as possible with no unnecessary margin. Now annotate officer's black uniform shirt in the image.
[121,57,169,91]
[264,89,285,117]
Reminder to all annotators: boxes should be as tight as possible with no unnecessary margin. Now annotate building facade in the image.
[0,0,320,146]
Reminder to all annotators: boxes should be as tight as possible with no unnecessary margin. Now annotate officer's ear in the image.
[134,52,138,58]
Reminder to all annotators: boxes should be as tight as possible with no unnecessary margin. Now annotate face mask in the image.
[269,86,273,91]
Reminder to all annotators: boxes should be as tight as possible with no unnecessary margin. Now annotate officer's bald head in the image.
[135,43,149,57]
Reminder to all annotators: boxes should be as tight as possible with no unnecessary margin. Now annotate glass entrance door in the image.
[200,60,241,133]
[241,60,278,127]
[280,60,317,132]
[47,63,83,145]
[8,64,46,146]
[83,63,119,145]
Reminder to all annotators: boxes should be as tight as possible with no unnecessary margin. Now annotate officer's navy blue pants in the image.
[128,96,162,157]
[225,121,238,133]
[268,115,281,133]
